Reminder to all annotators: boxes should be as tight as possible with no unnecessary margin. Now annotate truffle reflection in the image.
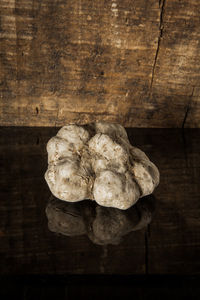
[46,195,155,245]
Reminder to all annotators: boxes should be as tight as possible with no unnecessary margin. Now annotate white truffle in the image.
[93,171,140,210]
[45,122,160,210]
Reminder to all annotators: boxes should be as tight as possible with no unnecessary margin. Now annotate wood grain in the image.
[0,0,199,127]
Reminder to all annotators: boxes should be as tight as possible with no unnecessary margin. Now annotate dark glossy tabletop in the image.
[0,127,200,275]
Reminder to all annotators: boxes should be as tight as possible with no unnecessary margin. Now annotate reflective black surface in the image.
[0,127,200,275]
[46,195,155,245]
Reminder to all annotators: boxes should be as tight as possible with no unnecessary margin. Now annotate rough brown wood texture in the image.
[0,0,200,127]
[0,127,200,275]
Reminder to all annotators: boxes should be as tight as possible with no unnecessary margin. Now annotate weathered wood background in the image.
[0,0,200,127]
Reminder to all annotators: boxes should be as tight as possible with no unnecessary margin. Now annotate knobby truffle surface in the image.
[45,122,159,209]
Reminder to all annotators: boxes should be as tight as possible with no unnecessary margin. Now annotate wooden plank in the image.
[148,0,200,128]
[0,0,199,127]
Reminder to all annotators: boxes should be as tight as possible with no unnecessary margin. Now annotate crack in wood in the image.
[149,0,166,94]
[182,105,190,130]
[182,87,194,129]
[181,88,194,166]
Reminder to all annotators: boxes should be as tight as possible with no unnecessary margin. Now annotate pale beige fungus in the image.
[45,122,159,210]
